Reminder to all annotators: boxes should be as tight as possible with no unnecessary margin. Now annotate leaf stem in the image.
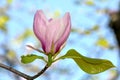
[47,54,53,66]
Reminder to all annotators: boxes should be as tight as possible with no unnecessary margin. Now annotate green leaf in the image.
[21,54,44,64]
[14,29,33,44]
[7,0,13,4]
[0,16,9,33]
[59,49,115,74]
[85,0,94,6]
[92,25,99,31]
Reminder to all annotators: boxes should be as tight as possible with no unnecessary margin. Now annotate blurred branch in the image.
[109,2,120,80]
[0,63,49,80]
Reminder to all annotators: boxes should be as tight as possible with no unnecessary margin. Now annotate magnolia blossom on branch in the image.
[33,10,71,55]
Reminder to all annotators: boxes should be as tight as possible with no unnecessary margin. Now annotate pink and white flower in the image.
[33,10,71,54]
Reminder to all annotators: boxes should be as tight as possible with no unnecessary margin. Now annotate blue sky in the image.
[0,0,120,80]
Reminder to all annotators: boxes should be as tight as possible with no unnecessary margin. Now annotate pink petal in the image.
[45,18,62,53]
[54,12,71,53]
[33,10,47,51]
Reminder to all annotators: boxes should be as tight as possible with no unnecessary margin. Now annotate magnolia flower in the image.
[33,10,71,55]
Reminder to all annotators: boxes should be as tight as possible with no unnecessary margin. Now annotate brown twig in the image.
[31,64,49,79]
[0,63,32,80]
[26,45,45,54]
[0,63,49,80]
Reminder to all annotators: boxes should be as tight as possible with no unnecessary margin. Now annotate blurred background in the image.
[0,0,120,80]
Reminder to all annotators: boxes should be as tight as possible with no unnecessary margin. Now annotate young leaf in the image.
[7,0,13,4]
[21,54,44,64]
[58,49,115,74]
[85,0,94,6]
[96,37,109,48]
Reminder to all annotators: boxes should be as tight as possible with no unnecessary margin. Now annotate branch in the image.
[31,64,49,79]
[0,63,32,80]
[0,63,49,80]
[26,45,45,55]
